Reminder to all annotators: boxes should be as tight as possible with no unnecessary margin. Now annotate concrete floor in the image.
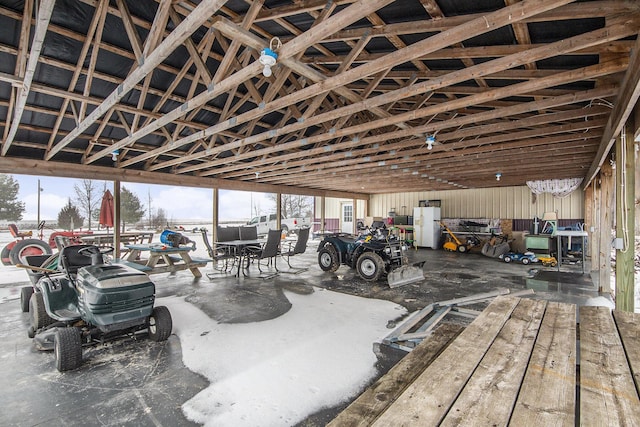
[0,240,606,426]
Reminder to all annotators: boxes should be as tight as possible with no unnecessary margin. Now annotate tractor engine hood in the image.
[76,264,156,328]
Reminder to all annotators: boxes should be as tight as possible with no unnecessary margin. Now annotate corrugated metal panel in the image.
[369,186,584,219]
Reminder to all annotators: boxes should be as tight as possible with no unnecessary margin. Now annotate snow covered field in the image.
[0,229,407,426]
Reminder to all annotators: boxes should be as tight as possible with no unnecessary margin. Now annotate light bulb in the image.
[111,150,119,162]
[496,172,502,181]
[263,65,272,77]
[426,135,435,150]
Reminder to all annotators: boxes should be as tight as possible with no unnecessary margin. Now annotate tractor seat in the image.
[9,223,32,239]
[59,245,97,275]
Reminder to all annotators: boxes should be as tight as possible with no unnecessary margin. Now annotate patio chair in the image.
[203,228,237,277]
[279,227,310,274]
[242,229,281,279]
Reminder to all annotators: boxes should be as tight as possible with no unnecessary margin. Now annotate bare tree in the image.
[267,194,313,218]
[74,179,102,229]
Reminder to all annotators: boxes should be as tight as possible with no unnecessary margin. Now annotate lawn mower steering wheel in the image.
[78,246,114,265]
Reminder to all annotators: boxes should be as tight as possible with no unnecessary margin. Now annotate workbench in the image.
[331,296,640,426]
[123,244,210,278]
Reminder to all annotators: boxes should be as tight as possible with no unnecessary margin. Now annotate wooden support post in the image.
[353,198,357,232]
[277,193,282,231]
[615,120,636,312]
[212,188,218,244]
[584,183,594,263]
[113,180,121,259]
[590,181,601,274]
[321,196,326,234]
[635,105,640,234]
[598,161,614,293]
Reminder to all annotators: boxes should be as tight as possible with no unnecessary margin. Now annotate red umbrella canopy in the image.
[99,190,114,229]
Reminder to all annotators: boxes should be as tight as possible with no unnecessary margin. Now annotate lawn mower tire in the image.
[148,306,172,342]
[55,327,83,372]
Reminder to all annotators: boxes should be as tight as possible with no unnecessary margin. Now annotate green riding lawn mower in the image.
[18,244,172,372]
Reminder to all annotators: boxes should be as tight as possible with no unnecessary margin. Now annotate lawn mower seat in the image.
[59,245,96,275]
[9,223,32,239]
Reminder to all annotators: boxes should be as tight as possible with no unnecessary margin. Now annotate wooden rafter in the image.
[1,0,55,155]
[45,0,228,160]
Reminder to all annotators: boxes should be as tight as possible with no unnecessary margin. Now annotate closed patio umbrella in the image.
[99,190,114,233]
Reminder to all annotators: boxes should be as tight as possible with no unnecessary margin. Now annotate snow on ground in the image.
[1,230,406,425]
[161,291,405,426]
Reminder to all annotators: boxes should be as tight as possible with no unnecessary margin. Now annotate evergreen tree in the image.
[57,199,84,230]
[121,187,145,231]
[0,174,25,221]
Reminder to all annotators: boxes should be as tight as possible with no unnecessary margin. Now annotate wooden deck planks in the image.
[440,298,547,426]
[579,306,640,425]
[510,301,576,426]
[613,310,640,394]
[327,323,463,427]
[371,295,520,426]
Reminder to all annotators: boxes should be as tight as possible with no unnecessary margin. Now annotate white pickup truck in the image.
[247,214,311,236]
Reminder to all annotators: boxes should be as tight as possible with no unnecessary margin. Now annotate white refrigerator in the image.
[413,207,441,249]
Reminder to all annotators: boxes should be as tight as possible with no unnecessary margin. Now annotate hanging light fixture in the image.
[496,172,502,181]
[426,134,435,150]
[259,37,282,77]
[111,149,120,162]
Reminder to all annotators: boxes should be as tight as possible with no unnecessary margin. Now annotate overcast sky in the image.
[11,174,275,223]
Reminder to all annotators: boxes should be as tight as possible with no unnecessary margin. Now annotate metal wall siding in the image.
[369,186,584,219]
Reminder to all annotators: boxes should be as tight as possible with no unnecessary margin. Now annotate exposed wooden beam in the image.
[144,0,590,172]
[182,56,628,176]
[45,0,228,160]
[88,0,394,165]
[584,33,640,188]
[1,0,55,155]
[0,156,368,200]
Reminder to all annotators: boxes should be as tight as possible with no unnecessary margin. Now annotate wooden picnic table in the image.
[80,231,154,247]
[123,243,209,278]
[331,295,640,426]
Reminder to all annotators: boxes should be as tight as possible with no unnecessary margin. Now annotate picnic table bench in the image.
[331,295,640,426]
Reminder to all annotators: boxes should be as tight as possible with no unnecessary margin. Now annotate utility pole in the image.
[36,179,43,225]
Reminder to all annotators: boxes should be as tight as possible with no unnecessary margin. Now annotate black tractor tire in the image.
[522,258,531,265]
[9,239,52,266]
[20,286,34,312]
[1,244,11,266]
[356,252,384,282]
[503,256,512,263]
[55,328,83,372]
[318,246,339,272]
[30,292,55,330]
[457,245,467,253]
[148,306,172,342]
